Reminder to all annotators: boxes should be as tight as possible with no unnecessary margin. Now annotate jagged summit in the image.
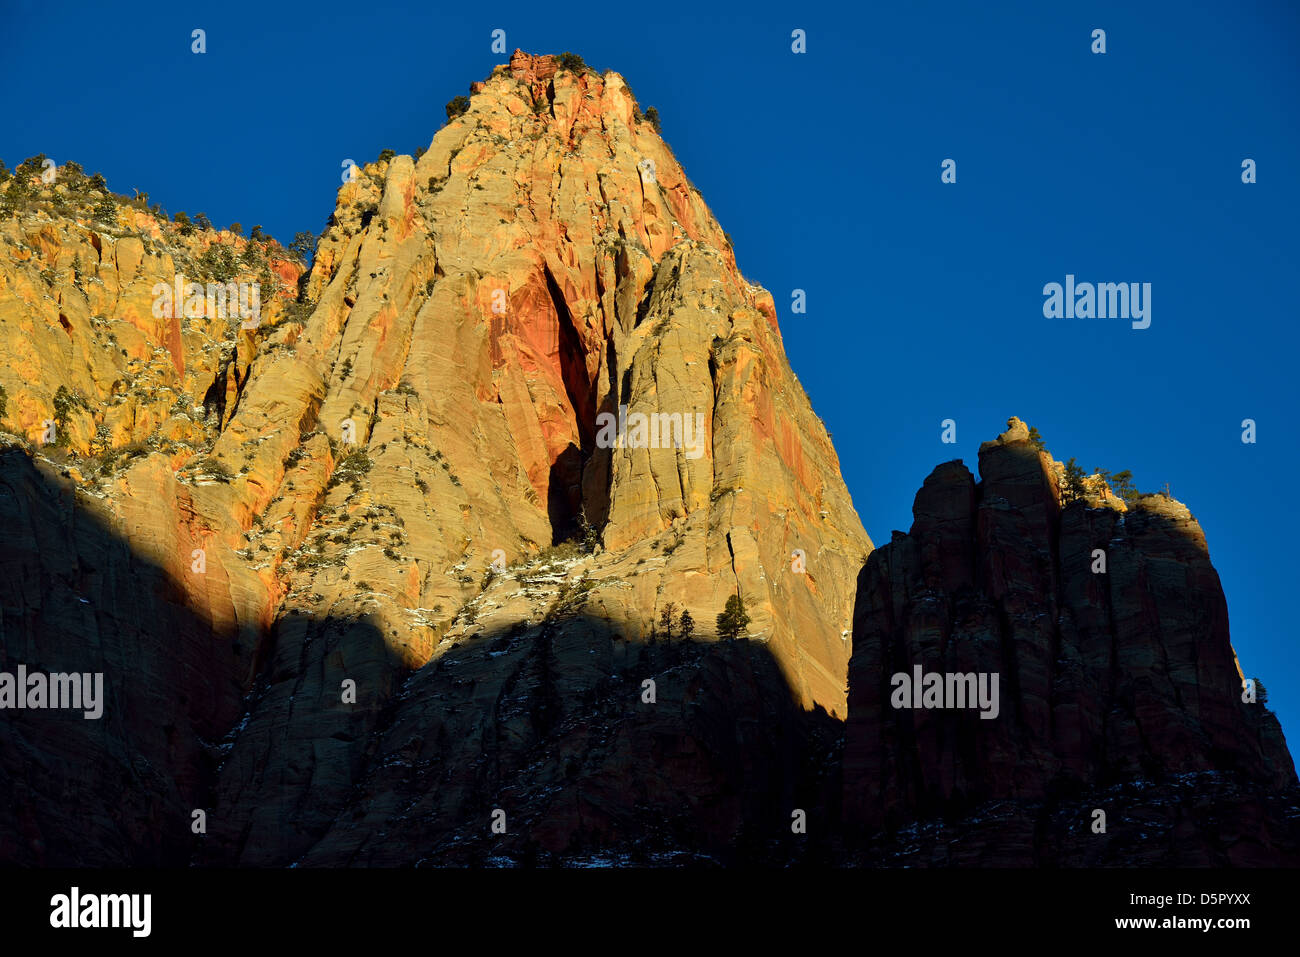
[290,45,871,714]
[981,416,1176,513]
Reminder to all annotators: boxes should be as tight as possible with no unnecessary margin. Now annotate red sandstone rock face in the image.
[284,53,869,716]
[509,50,557,82]
[843,419,1296,857]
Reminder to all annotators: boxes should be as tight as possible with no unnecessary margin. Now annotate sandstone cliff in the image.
[0,53,867,865]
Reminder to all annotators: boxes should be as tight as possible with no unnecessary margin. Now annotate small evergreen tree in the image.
[197,244,238,282]
[556,52,586,73]
[193,212,213,231]
[658,602,678,639]
[52,385,84,446]
[92,199,117,225]
[1255,679,1269,705]
[1027,425,1045,451]
[445,96,470,121]
[678,608,695,641]
[15,155,47,185]
[1110,469,1138,504]
[377,149,396,163]
[3,170,33,206]
[289,230,317,262]
[577,516,600,553]
[716,594,750,641]
[200,456,235,483]
[1062,457,1086,503]
[644,106,662,134]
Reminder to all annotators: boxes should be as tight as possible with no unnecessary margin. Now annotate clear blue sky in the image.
[4,0,1298,740]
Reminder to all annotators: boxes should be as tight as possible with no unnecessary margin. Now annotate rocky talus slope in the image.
[0,56,1293,867]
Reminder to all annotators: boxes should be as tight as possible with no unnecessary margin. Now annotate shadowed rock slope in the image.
[842,418,1298,865]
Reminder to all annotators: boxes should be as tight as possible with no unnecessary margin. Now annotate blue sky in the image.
[4,0,1298,739]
